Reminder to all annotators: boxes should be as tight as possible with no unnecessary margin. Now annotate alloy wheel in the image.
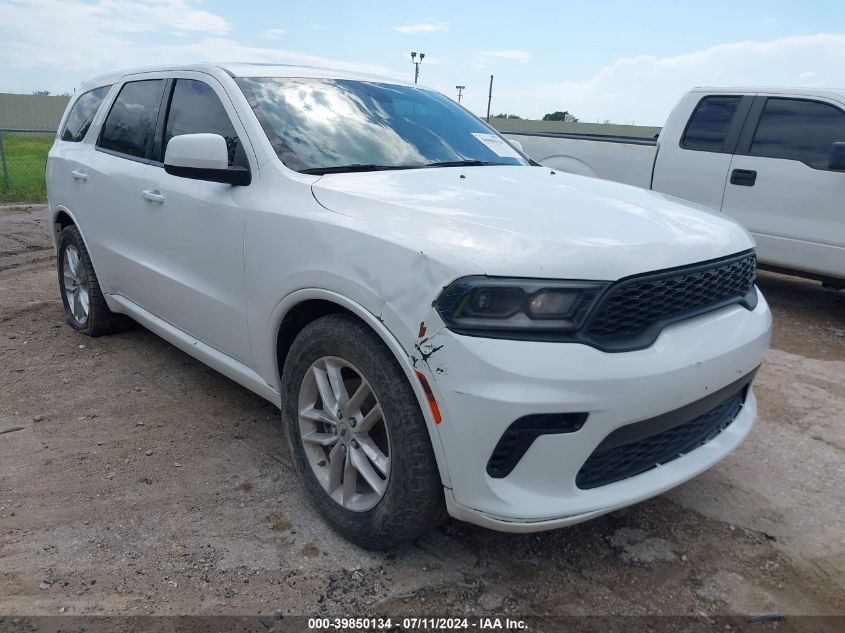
[63,245,90,326]
[297,356,391,512]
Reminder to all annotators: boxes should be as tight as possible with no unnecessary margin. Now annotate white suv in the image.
[47,63,772,548]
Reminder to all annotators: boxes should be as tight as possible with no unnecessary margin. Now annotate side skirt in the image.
[108,294,281,407]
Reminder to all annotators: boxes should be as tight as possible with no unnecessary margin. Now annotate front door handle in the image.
[730,169,757,186]
[70,170,88,182]
[142,190,165,204]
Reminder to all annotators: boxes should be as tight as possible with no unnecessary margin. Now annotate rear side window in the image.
[750,98,845,169]
[682,96,741,152]
[163,79,248,168]
[98,79,165,159]
[61,85,111,142]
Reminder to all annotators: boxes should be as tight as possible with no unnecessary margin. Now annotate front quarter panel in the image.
[244,163,483,488]
[245,163,479,381]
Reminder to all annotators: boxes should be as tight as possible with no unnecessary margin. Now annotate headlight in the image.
[434,276,608,335]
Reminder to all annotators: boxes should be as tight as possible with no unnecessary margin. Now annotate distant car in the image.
[506,87,845,286]
[46,64,771,548]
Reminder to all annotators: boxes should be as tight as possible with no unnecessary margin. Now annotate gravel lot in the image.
[1,204,843,618]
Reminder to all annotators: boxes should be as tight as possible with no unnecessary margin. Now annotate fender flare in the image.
[269,288,453,488]
[540,155,597,178]
[49,204,85,249]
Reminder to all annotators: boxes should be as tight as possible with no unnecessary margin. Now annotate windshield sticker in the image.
[471,133,522,158]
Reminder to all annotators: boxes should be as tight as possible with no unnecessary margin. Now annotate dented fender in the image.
[264,288,456,489]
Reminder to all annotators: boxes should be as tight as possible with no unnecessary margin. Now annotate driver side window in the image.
[163,79,249,169]
[750,98,845,170]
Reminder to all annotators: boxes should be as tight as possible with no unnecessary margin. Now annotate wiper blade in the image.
[423,160,504,168]
[300,164,418,175]
[300,160,508,174]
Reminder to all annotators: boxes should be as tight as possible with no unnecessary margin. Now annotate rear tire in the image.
[57,225,125,336]
[281,313,446,549]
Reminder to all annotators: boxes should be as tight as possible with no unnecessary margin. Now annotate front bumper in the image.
[423,289,772,530]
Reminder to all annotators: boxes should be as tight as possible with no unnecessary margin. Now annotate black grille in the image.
[575,388,747,490]
[584,251,757,350]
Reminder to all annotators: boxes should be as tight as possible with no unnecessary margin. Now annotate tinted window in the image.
[750,98,845,169]
[61,85,111,142]
[98,80,164,159]
[164,79,248,168]
[682,96,741,152]
[236,77,528,173]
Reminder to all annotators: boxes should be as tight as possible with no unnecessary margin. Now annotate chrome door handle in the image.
[71,170,88,182]
[142,190,165,204]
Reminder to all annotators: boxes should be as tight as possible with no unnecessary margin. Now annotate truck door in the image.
[652,94,752,212]
[722,96,845,279]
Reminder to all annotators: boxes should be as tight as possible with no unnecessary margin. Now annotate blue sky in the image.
[1,0,844,124]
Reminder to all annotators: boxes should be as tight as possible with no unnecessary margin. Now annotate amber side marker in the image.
[415,370,442,424]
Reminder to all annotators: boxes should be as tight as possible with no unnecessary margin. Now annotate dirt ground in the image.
[1,204,843,618]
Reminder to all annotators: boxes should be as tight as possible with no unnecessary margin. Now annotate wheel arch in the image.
[541,155,597,178]
[50,205,120,313]
[50,205,81,249]
[271,288,452,488]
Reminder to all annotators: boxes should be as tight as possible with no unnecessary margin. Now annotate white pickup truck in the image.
[506,87,845,285]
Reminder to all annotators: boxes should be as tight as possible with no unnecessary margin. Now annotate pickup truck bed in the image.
[504,132,657,188]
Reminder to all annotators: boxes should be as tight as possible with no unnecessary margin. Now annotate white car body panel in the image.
[649,89,742,212]
[47,63,772,532]
[426,292,770,522]
[511,86,845,281]
[310,166,754,280]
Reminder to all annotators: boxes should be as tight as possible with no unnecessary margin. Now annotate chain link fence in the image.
[0,129,55,203]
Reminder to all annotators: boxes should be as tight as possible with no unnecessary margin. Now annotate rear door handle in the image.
[142,190,165,204]
[730,169,757,186]
[70,170,88,182]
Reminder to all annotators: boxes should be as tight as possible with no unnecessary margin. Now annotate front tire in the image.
[281,313,446,549]
[57,225,124,336]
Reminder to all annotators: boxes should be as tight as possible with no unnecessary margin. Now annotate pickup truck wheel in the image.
[57,225,124,336]
[282,313,446,549]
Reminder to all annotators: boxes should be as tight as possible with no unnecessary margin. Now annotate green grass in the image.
[0,133,54,203]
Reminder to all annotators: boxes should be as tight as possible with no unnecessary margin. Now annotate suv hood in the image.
[311,166,754,280]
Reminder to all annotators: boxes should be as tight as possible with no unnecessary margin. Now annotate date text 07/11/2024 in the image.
[307,616,528,630]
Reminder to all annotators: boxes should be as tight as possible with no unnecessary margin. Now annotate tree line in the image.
[493,110,579,122]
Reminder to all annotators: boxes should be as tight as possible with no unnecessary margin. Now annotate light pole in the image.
[455,85,465,103]
[410,51,425,84]
[486,75,494,122]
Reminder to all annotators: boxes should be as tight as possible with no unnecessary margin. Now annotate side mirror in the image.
[829,142,845,171]
[509,139,524,153]
[164,133,250,186]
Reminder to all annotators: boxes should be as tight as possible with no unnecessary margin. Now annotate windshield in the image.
[235,77,529,174]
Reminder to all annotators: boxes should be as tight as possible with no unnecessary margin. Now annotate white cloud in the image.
[478,50,533,64]
[261,28,286,40]
[484,34,845,125]
[393,22,449,34]
[161,38,399,77]
[0,0,395,84]
[0,0,230,36]
[0,0,230,71]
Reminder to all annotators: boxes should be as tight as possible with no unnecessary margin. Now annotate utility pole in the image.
[486,75,494,122]
[410,52,425,84]
[455,85,465,103]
